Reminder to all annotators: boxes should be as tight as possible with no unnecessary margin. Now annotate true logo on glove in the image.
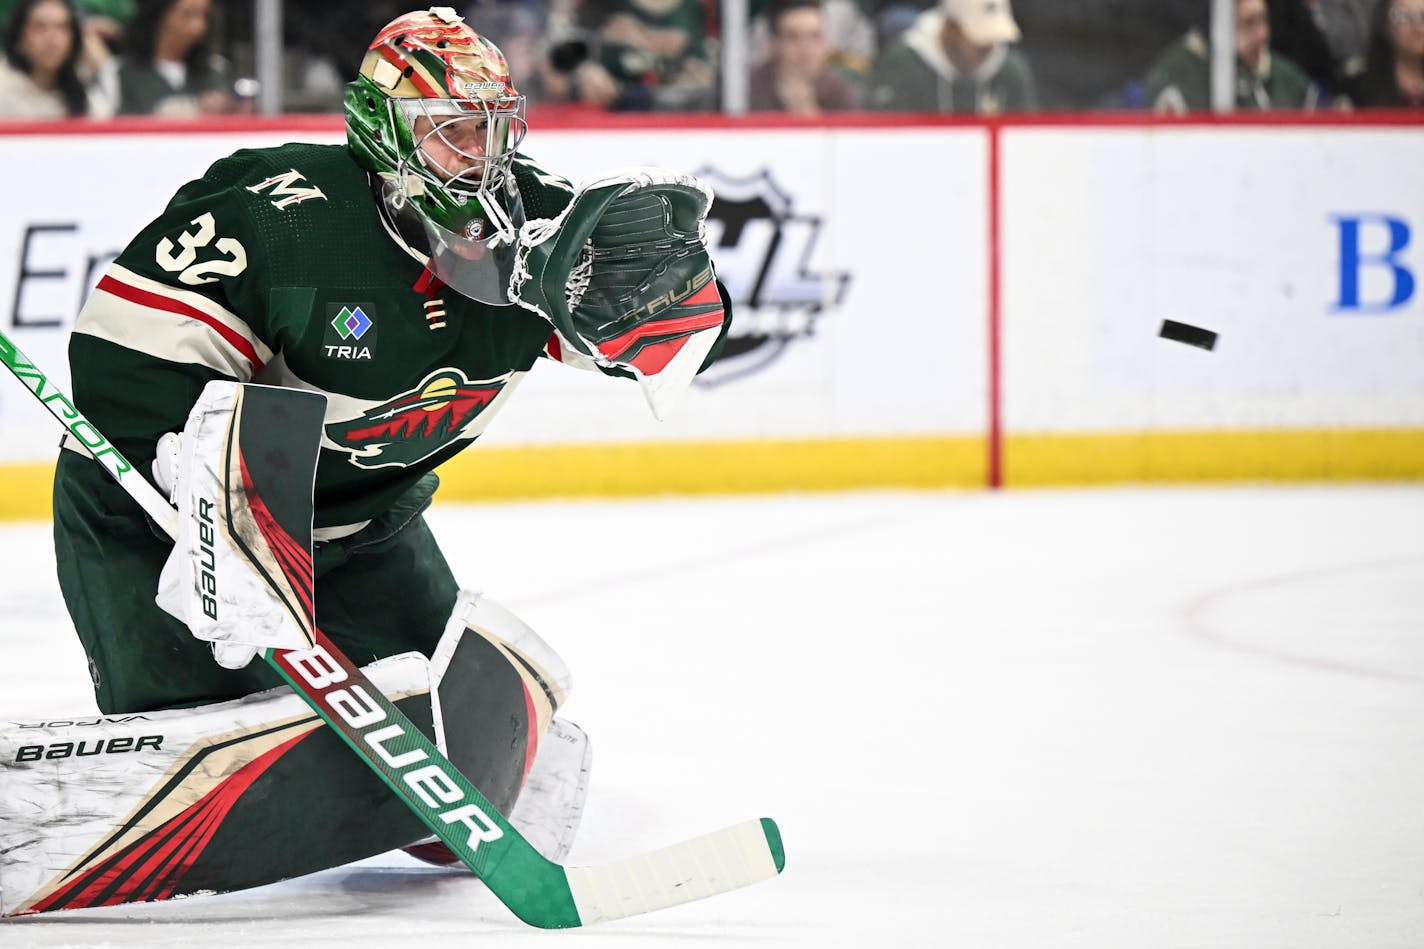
[621,265,714,324]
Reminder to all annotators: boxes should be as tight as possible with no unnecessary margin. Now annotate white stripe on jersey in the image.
[74,264,273,379]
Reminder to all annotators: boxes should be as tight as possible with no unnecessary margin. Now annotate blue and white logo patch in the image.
[323,304,378,360]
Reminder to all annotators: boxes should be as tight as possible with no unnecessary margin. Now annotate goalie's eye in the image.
[422,115,489,152]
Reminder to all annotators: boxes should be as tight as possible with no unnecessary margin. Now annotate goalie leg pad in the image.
[0,653,435,917]
[405,590,589,865]
[433,589,573,806]
[510,718,591,863]
[0,590,573,916]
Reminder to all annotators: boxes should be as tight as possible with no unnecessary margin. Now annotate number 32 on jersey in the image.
[156,212,248,286]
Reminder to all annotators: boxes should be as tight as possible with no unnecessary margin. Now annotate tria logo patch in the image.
[325,368,514,469]
[323,305,377,361]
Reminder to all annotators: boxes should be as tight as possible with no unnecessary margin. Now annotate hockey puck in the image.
[1159,319,1218,351]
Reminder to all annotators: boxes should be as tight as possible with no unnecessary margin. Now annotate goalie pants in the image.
[52,451,459,714]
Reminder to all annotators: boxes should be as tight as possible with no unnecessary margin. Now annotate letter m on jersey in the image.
[246,170,327,210]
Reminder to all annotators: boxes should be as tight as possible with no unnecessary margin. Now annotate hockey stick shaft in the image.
[0,329,783,926]
[0,334,177,535]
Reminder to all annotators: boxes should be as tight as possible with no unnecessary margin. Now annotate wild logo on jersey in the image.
[325,368,512,469]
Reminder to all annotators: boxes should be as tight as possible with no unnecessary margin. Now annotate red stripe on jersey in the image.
[96,274,264,374]
[545,332,562,362]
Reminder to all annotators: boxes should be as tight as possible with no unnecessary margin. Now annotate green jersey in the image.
[1145,30,1319,113]
[68,142,579,530]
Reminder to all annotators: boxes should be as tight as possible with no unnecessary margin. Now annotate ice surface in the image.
[2,485,1423,947]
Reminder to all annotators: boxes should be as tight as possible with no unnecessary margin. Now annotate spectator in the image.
[222,1,406,113]
[750,0,861,113]
[1268,0,1343,93]
[1267,0,1376,100]
[749,0,878,79]
[74,0,130,49]
[866,0,1037,113]
[1008,0,1204,110]
[0,0,131,36]
[115,0,233,115]
[1315,0,1379,67]
[0,0,114,117]
[1146,0,1319,112]
[1355,0,1424,106]
[559,0,715,110]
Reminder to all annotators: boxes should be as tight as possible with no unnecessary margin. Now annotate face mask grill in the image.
[393,96,527,200]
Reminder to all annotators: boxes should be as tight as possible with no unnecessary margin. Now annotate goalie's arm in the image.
[68,152,277,470]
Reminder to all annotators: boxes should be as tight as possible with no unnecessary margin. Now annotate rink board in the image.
[998,121,1424,484]
[0,116,1421,516]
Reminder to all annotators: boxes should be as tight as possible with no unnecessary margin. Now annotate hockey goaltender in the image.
[0,6,783,923]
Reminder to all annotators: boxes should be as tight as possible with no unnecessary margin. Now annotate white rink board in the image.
[1001,126,1424,432]
[485,127,988,445]
[4,123,1422,466]
[0,131,341,463]
[0,126,985,461]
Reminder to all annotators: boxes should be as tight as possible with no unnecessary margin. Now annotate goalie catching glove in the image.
[510,168,726,420]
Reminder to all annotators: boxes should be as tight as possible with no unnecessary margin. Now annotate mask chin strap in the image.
[477,179,519,244]
[394,152,519,246]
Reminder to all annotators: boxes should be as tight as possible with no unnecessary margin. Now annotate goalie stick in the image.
[0,328,785,927]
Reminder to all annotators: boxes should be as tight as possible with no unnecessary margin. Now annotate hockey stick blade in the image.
[0,328,784,926]
[565,817,785,925]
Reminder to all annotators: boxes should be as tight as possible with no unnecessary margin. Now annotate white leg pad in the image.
[403,590,588,866]
[431,590,574,714]
[511,718,592,862]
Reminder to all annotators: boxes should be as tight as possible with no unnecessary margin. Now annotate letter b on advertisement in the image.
[1331,214,1414,314]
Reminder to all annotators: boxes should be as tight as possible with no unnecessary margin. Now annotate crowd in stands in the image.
[0,0,244,117]
[0,0,1419,119]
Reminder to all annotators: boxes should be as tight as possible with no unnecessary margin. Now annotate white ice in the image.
[2,485,1423,947]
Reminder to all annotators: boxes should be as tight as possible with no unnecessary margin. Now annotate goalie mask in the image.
[345,7,528,303]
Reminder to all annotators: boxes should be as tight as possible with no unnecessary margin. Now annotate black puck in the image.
[1159,319,1218,351]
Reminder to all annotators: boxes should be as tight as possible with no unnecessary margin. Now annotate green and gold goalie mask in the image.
[345,6,527,303]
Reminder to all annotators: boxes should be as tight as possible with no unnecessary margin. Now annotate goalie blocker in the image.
[0,590,585,916]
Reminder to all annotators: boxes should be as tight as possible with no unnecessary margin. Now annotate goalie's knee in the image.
[433,589,572,724]
[402,592,585,867]
[428,590,573,813]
